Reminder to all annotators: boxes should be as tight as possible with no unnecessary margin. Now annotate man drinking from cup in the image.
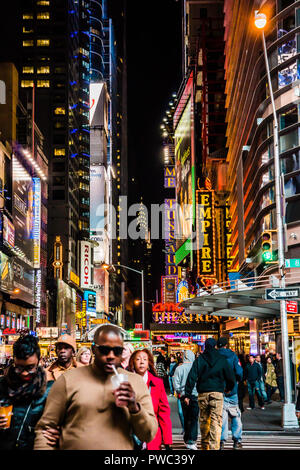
[0,334,56,450]
[34,324,158,450]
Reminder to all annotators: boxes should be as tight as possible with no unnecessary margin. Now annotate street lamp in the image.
[102,263,145,330]
[254,10,299,428]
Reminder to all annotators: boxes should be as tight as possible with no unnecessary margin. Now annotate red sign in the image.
[286,301,298,313]
[152,303,184,313]
[135,323,143,330]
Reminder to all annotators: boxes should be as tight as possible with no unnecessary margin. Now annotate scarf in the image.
[4,365,47,402]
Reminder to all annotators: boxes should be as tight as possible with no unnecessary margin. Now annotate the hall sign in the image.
[152,302,220,324]
[196,190,217,286]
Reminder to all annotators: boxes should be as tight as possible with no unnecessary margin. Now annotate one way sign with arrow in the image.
[265,288,300,300]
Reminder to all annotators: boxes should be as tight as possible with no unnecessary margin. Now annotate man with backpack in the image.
[185,338,235,450]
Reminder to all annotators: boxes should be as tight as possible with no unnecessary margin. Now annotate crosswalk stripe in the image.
[171,434,300,450]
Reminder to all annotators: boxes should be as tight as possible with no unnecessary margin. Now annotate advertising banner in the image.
[12,155,34,266]
[90,164,106,232]
[176,280,190,303]
[164,167,176,188]
[83,290,96,318]
[161,275,178,304]
[3,214,15,249]
[32,178,41,268]
[57,279,76,337]
[79,241,92,289]
[93,266,109,313]
[0,252,14,293]
[12,258,35,305]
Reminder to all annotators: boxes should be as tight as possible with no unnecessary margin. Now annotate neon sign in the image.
[32,178,41,268]
[196,190,217,286]
[152,302,220,324]
[164,199,178,275]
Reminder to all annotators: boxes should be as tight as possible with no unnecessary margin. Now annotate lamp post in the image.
[254,11,299,428]
[102,263,145,330]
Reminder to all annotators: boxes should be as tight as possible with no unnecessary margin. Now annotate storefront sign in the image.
[84,290,96,317]
[70,271,80,286]
[286,301,298,313]
[196,190,217,286]
[152,302,220,324]
[36,327,59,339]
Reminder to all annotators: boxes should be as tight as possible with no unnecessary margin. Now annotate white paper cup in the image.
[111,373,128,390]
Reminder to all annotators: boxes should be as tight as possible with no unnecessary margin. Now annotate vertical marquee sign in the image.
[164,199,178,275]
[196,190,217,286]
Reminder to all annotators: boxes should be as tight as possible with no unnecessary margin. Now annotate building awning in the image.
[179,286,289,320]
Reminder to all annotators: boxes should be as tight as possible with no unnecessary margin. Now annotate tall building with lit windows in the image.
[224,0,300,275]
[0,0,91,326]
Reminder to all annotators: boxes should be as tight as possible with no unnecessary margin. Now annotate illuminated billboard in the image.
[174,72,195,253]
[90,164,106,232]
[57,279,76,337]
[79,241,93,289]
[12,154,34,266]
[32,178,41,268]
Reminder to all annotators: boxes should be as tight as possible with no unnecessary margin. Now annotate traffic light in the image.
[261,231,273,262]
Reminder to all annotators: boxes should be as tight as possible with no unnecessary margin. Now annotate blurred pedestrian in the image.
[255,355,267,403]
[275,353,285,402]
[167,355,177,396]
[76,347,92,366]
[129,349,172,450]
[34,325,157,450]
[217,337,243,450]
[245,355,264,410]
[121,343,135,370]
[173,357,184,432]
[173,350,199,450]
[45,335,79,381]
[185,338,235,451]
[156,353,167,380]
[0,335,58,450]
[265,357,277,404]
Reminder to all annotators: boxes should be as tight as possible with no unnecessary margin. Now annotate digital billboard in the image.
[90,164,106,232]
[57,279,76,337]
[12,155,34,266]
[174,72,195,253]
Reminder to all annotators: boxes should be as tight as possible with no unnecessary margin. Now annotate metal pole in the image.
[141,270,145,330]
[261,30,298,428]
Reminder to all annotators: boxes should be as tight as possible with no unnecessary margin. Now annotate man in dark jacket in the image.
[217,337,243,450]
[245,355,264,410]
[275,353,284,402]
[185,338,235,450]
[0,335,57,450]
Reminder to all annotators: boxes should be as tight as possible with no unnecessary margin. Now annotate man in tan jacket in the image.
[45,334,81,382]
[34,325,158,450]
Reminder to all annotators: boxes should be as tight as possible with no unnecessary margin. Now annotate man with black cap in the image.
[185,337,235,450]
[217,336,243,450]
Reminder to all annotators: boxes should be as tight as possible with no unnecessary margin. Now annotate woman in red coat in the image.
[129,349,173,450]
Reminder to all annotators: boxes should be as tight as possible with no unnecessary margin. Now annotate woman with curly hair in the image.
[129,349,172,450]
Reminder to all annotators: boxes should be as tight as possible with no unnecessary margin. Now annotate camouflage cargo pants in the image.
[198,392,224,450]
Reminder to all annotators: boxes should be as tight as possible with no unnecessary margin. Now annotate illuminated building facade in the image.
[224,0,300,278]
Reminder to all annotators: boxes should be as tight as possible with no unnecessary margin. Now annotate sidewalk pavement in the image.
[168,394,300,435]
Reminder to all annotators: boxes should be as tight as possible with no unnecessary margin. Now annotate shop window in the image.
[37,66,50,74]
[23,13,34,19]
[21,80,34,87]
[37,80,50,87]
[54,107,65,115]
[23,40,34,47]
[37,39,50,47]
[37,12,50,19]
[54,148,65,156]
[22,66,34,74]
[279,106,298,129]
[281,151,300,173]
[280,128,299,152]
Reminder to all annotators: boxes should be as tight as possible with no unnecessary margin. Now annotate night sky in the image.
[126,0,182,297]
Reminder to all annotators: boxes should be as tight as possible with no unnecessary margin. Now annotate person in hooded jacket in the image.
[0,335,58,450]
[173,350,199,450]
[217,337,243,450]
[185,338,235,451]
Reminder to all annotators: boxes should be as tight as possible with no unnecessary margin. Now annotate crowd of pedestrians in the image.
[0,329,299,451]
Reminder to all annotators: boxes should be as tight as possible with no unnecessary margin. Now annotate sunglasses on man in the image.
[93,344,124,356]
[13,363,38,374]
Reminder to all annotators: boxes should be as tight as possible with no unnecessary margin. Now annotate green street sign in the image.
[285,259,300,268]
